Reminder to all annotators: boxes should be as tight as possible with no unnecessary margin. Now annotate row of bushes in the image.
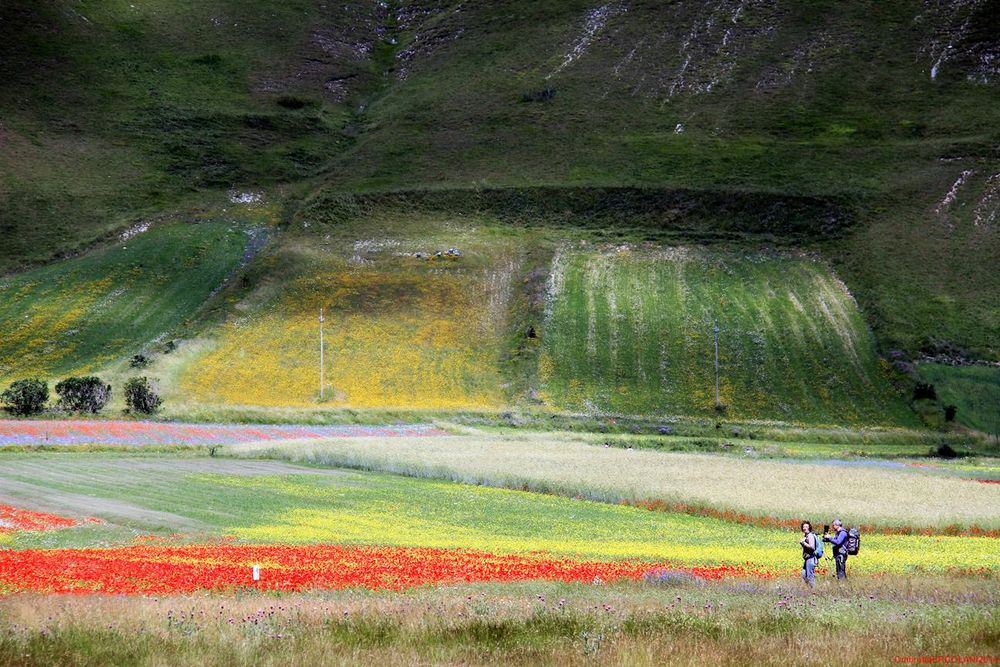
[0,377,162,417]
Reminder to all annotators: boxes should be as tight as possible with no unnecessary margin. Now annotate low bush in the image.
[124,377,163,415]
[1,379,49,416]
[520,87,556,103]
[934,443,959,459]
[54,376,111,414]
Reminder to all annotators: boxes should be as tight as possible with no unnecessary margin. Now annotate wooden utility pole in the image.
[319,307,325,401]
[714,322,721,409]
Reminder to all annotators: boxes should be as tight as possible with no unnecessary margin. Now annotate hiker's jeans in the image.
[802,556,817,588]
[835,552,848,579]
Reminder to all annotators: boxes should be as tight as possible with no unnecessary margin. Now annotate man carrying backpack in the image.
[823,519,849,580]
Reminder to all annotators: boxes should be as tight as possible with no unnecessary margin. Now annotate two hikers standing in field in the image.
[799,519,857,588]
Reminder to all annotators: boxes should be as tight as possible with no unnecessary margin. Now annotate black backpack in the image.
[846,528,861,556]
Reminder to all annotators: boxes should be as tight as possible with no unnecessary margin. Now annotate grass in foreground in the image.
[1,576,997,666]
[0,453,996,574]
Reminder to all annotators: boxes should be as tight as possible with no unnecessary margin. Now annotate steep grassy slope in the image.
[0,0,371,271]
[327,1,1000,193]
[0,209,262,382]
[832,169,1000,361]
[539,247,913,425]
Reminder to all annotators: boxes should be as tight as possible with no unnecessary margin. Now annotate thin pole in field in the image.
[713,322,720,409]
[319,307,325,401]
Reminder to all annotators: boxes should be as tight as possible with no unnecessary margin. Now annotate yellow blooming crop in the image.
[201,473,999,576]
[182,262,509,409]
[0,277,113,379]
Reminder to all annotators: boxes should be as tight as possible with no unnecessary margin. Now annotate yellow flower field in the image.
[209,475,999,576]
[181,246,518,409]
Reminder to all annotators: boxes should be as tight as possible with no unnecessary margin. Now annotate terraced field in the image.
[539,248,914,425]
[1,219,921,427]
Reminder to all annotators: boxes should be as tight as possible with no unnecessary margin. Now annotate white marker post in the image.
[252,564,261,582]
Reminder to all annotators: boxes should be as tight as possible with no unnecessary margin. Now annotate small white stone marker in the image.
[252,564,261,581]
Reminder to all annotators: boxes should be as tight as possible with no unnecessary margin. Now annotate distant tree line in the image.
[0,376,162,417]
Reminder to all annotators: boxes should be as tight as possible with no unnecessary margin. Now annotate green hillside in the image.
[1,0,998,420]
[0,0,354,270]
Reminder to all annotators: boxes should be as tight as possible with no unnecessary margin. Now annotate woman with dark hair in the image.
[799,521,818,588]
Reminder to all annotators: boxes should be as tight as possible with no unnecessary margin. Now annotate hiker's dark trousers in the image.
[835,552,848,579]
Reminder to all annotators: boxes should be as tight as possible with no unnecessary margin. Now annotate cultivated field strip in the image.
[229,434,1000,530]
[539,248,912,425]
[0,221,249,381]
[0,419,447,446]
[1,454,996,574]
[179,230,524,410]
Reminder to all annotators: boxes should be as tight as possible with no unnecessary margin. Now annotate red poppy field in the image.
[0,505,101,534]
[0,543,762,595]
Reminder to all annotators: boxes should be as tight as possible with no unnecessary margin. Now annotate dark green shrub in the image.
[934,443,959,459]
[276,95,312,110]
[520,87,556,103]
[1,378,49,416]
[54,376,112,413]
[124,377,162,415]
